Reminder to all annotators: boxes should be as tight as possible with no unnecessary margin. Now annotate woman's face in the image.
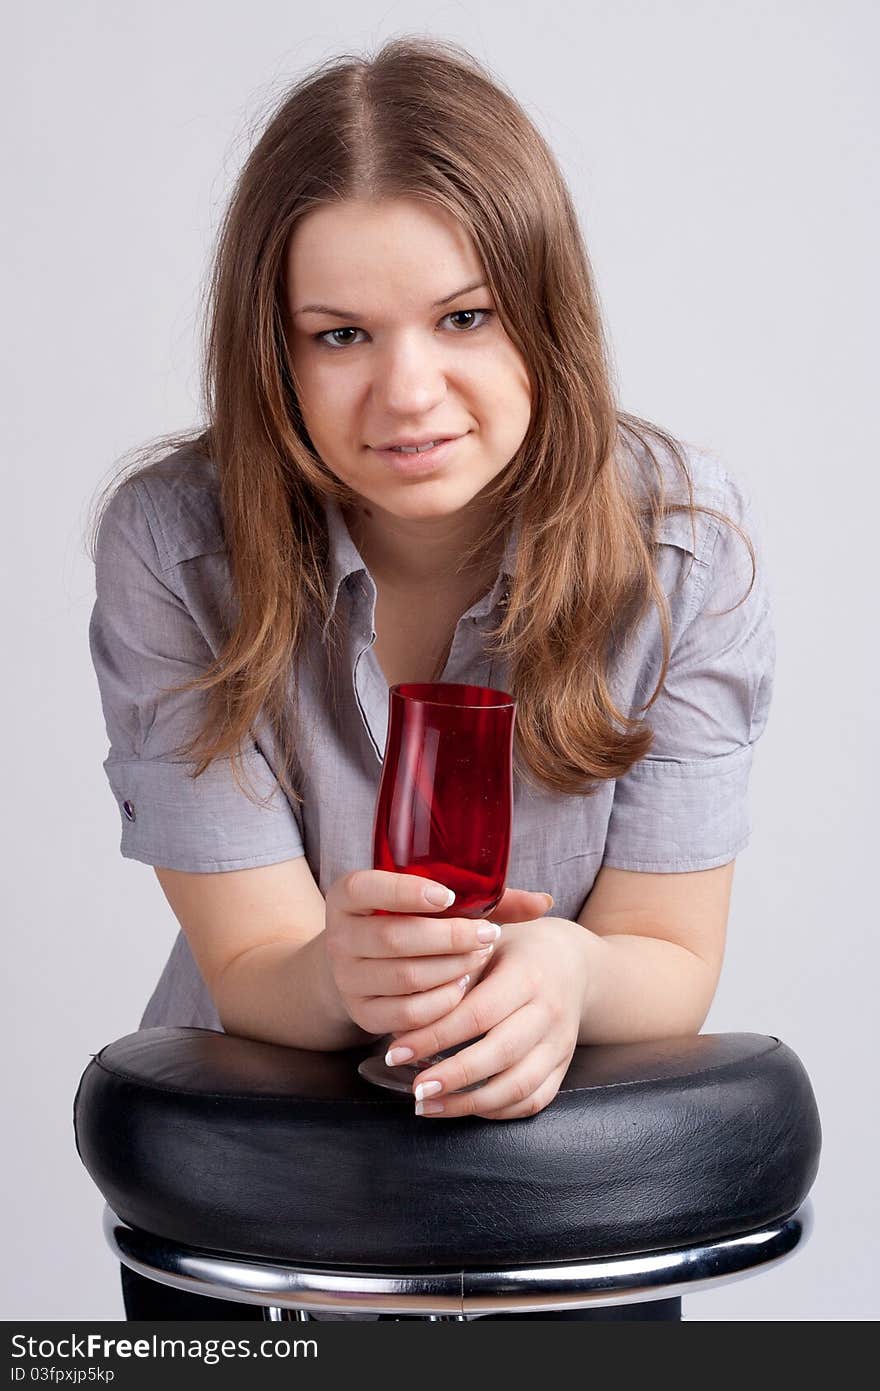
[283,197,532,525]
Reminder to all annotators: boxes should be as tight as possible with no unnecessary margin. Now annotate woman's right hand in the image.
[323,869,552,1038]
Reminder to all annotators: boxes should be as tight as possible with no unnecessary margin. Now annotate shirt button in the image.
[122,799,136,822]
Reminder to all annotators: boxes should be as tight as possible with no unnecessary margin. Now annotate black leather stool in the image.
[73,1027,820,1320]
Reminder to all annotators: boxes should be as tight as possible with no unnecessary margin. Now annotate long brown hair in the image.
[86,35,754,809]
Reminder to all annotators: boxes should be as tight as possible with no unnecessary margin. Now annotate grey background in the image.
[3,1,876,1320]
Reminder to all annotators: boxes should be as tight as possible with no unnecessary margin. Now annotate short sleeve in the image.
[601,469,775,872]
[88,478,305,872]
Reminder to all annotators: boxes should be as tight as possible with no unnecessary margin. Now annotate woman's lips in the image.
[371,435,464,474]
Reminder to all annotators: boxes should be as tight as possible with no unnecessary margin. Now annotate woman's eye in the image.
[446,308,493,332]
[316,326,363,348]
[314,308,493,349]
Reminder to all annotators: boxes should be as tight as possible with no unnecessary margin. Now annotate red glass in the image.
[372,682,516,918]
[358,682,516,1093]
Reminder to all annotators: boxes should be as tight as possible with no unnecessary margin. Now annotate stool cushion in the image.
[74,1028,820,1268]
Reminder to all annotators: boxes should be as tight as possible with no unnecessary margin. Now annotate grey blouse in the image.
[88,439,775,1036]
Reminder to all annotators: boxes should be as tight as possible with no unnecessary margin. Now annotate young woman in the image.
[88,37,775,1323]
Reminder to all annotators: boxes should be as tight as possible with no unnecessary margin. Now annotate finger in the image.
[353,970,475,1037]
[340,870,551,925]
[417,1052,570,1121]
[470,1058,572,1121]
[342,944,496,999]
[492,888,554,923]
[355,912,503,960]
[381,948,497,1055]
[387,966,527,1065]
[342,868,459,917]
[409,1003,546,1100]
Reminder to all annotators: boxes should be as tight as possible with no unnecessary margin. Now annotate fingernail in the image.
[424,884,456,907]
[456,974,471,991]
[415,1100,445,1116]
[542,894,554,910]
[477,922,501,942]
[415,1079,443,1101]
[385,1046,415,1066]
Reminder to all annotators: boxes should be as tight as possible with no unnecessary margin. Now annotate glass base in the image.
[358,1037,488,1095]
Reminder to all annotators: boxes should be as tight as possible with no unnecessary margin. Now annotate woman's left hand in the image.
[386,917,591,1120]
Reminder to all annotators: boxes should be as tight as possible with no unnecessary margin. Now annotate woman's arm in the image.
[574,860,734,1042]
[154,858,378,1051]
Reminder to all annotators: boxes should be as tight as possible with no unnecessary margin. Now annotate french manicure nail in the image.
[425,884,456,907]
[415,1079,443,1101]
[415,1100,445,1116]
[385,1046,414,1066]
[477,923,501,942]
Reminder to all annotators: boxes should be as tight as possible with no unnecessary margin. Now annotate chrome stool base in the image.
[104,1200,813,1321]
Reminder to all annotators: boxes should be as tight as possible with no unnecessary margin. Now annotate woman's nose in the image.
[373,337,447,413]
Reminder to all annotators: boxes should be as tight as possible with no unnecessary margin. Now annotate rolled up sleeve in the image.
[88,478,305,872]
[602,469,775,873]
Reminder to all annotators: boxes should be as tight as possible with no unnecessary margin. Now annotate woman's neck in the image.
[342,498,504,595]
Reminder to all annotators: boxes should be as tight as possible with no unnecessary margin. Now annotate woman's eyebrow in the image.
[293,279,489,319]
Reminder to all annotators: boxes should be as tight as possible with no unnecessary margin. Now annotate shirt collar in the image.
[320,494,518,642]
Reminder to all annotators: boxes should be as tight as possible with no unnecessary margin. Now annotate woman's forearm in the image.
[214,918,716,1053]
[577,928,718,1044]
[214,931,381,1051]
